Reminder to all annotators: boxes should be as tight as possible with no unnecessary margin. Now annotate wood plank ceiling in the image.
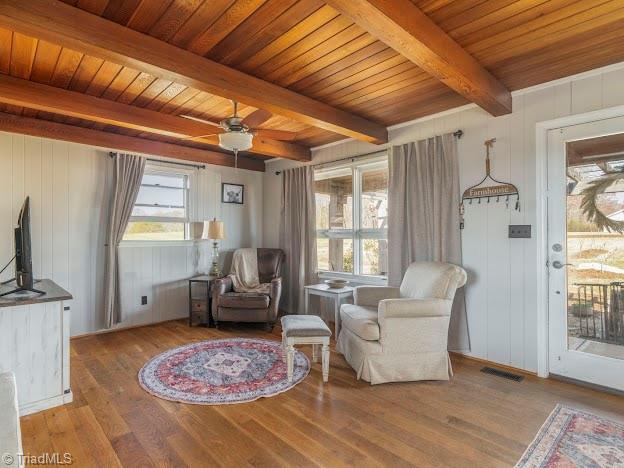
[0,0,624,171]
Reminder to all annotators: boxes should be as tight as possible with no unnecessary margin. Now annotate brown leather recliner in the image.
[212,248,285,329]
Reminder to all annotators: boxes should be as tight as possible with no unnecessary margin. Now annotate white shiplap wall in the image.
[263,63,624,372]
[0,134,263,336]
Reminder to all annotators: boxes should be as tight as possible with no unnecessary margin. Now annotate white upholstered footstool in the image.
[281,315,332,382]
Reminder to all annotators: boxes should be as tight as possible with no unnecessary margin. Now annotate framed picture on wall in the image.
[222,183,244,204]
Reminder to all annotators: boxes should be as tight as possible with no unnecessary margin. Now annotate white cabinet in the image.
[0,281,72,415]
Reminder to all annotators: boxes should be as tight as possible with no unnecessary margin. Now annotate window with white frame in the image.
[123,166,190,241]
[314,155,388,279]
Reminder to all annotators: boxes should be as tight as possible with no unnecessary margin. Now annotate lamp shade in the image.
[190,221,206,240]
[208,219,225,240]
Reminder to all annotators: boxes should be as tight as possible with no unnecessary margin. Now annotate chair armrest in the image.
[212,276,233,298]
[270,277,282,300]
[268,277,282,320]
[354,286,400,307]
[212,277,233,317]
[378,299,453,353]
[378,298,451,320]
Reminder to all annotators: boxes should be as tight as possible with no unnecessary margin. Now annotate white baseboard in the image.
[19,391,73,417]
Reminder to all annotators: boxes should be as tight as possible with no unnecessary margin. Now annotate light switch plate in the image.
[509,225,531,238]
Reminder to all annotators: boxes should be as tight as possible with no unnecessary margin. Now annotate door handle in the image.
[552,260,572,269]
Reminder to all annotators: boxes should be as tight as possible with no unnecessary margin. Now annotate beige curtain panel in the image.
[388,134,470,351]
[279,166,318,314]
[103,153,146,328]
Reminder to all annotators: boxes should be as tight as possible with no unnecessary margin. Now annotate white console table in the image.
[304,283,354,338]
[0,280,72,416]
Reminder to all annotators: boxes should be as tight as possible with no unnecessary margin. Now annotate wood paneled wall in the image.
[0,133,263,336]
[264,62,624,372]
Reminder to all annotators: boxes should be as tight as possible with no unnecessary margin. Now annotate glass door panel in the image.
[566,134,624,360]
[548,116,624,391]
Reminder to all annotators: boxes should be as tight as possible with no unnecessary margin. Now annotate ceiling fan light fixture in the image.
[218,131,253,152]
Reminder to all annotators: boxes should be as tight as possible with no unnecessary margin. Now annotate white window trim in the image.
[119,240,197,248]
[121,163,195,245]
[315,154,388,280]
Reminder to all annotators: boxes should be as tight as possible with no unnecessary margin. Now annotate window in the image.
[315,156,388,278]
[123,167,190,241]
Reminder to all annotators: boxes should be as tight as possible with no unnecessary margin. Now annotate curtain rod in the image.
[274,129,463,175]
[108,152,205,170]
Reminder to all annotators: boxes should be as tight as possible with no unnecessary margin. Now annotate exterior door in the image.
[547,116,624,391]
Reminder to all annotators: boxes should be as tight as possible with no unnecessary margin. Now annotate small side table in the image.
[188,275,217,327]
[304,283,354,338]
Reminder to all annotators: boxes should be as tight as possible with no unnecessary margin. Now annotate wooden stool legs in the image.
[283,337,330,383]
[322,344,329,382]
[286,345,295,382]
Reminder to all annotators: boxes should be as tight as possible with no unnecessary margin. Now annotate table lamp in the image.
[190,221,206,241]
[190,221,207,274]
[208,218,225,277]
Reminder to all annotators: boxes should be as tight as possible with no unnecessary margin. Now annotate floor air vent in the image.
[480,366,524,382]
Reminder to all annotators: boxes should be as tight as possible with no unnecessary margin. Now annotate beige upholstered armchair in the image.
[337,261,467,384]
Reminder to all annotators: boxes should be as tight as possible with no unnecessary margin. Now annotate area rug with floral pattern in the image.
[516,404,624,467]
[138,338,310,405]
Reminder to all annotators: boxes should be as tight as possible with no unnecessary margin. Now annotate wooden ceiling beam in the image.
[0,73,310,161]
[0,111,265,171]
[324,0,512,116]
[0,0,388,144]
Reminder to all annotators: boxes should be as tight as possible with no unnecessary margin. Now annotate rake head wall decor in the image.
[460,138,520,229]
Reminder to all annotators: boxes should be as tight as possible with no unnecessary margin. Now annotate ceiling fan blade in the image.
[183,130,225,140]
[254,129,298,141]
[180,114,222,127]
[242,109,272,128]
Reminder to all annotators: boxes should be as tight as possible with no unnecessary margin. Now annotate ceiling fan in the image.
[181,100,297,154]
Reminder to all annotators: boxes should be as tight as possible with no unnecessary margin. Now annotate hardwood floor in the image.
[20,320,624,467]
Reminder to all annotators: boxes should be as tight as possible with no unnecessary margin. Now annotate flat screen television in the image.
[15,196,33,289]
[0,196,43,297]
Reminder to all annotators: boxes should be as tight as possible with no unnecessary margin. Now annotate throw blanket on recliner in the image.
[230,248,271,294]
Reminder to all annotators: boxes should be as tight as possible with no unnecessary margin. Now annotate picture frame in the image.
[221,183,244,205]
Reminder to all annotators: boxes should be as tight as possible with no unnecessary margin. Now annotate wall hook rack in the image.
[460,138,520,229]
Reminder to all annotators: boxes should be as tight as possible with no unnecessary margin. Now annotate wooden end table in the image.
[188,275,217,327]
[304,283,354,338]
